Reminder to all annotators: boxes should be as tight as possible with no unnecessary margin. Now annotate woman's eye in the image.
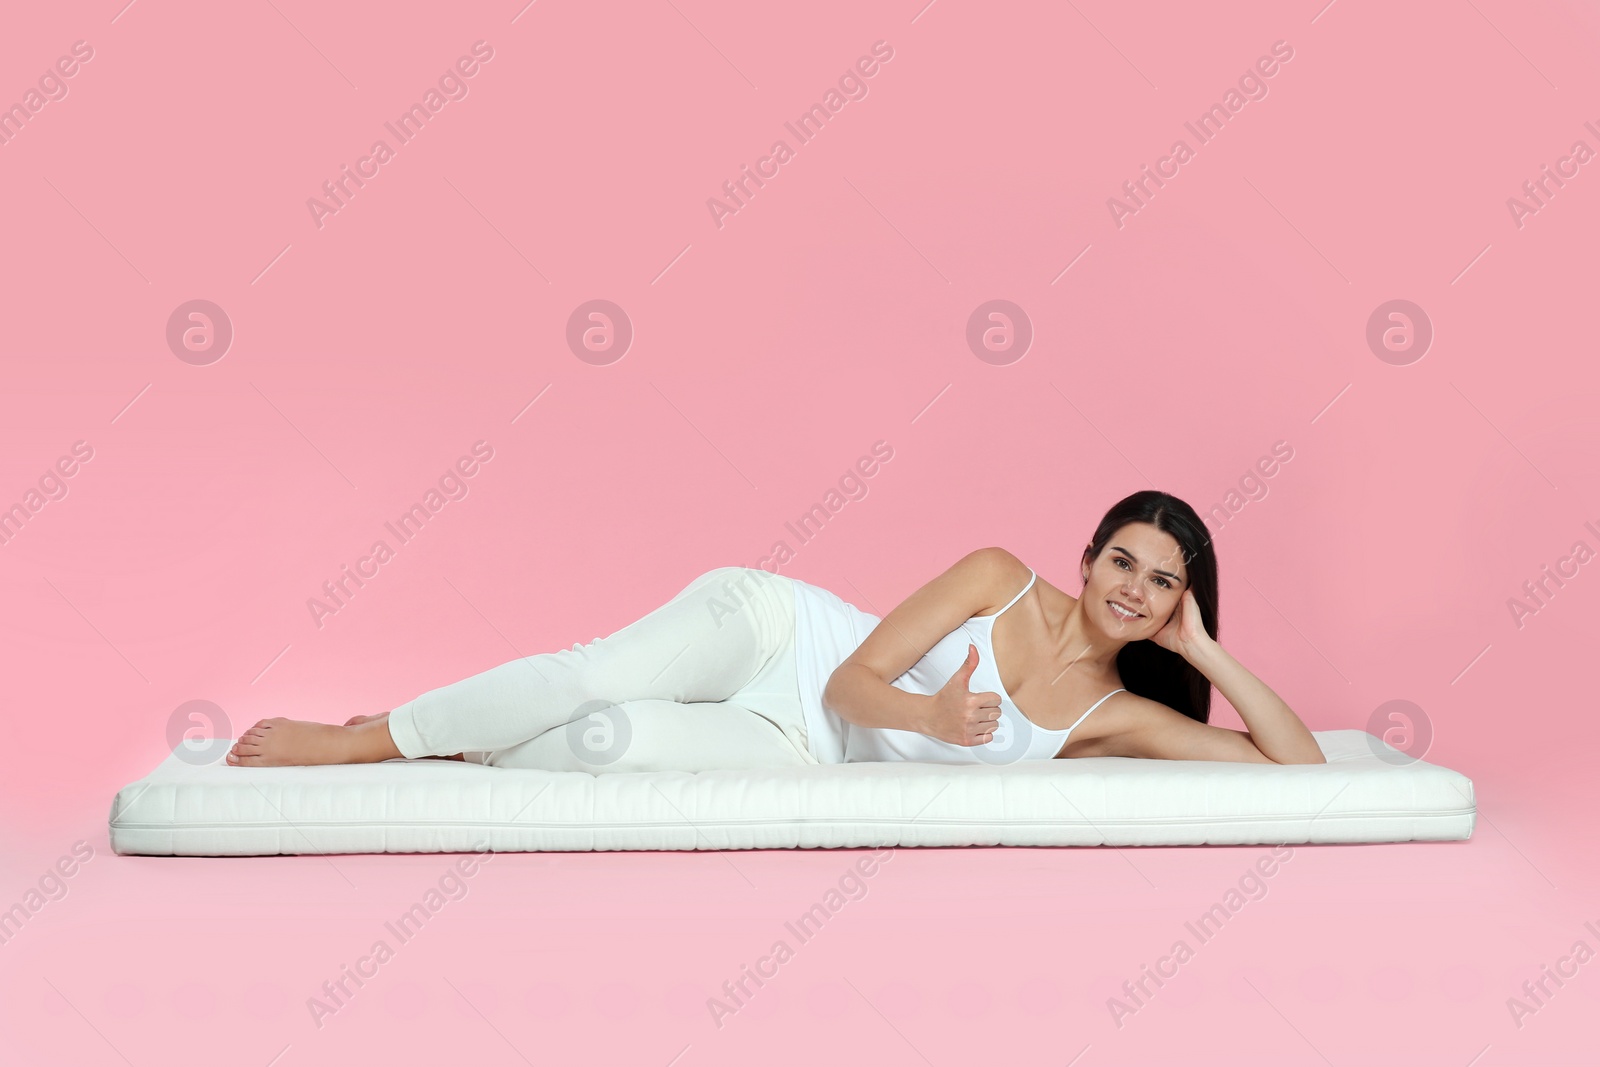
[1115,556,1172,588]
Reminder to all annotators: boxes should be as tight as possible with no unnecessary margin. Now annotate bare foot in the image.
[226,717,401,767]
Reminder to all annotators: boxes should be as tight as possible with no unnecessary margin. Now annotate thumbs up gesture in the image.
[920,643,1005,746]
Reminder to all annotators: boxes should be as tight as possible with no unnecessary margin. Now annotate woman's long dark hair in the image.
[1082,490,1219,723]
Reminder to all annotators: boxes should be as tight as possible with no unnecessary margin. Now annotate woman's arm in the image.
[824,661,938,731]
[1111,587,1323,765]
[822,547,1025,735]
[1184,638,1324,764]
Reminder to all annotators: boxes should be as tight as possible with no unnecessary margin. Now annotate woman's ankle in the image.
[348,719,404,763]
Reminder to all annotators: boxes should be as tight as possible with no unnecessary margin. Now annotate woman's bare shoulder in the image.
[1059,688,1147,756]
[963,547,1033,616]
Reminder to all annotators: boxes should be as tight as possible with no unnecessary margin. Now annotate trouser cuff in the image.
[385,702,430,759]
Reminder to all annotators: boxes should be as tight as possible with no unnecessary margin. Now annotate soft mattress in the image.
[107,730,1475,856]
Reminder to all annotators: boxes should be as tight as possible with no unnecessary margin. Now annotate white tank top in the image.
[791,569,1125,764]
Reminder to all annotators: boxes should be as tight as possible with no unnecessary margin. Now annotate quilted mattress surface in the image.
[107,730,1476,856]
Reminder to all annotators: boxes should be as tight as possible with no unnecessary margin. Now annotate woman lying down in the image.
[227,490,1325,773]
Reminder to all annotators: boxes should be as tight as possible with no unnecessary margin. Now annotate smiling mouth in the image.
[1107,600,1143,620]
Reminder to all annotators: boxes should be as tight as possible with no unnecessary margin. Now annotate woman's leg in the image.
[476,698,810,773]
[477,617,815,772]
[227,566,795,767]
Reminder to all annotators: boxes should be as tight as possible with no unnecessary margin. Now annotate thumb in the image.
[953,642,979,686]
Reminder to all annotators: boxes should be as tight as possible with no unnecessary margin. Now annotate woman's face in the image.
[1081,522,1188,635]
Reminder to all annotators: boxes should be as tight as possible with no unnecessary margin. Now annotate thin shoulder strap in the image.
[1065,688,1125,734]
[993,569,1037,617]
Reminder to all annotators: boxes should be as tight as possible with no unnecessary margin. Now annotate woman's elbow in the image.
[1271,748,1327,765]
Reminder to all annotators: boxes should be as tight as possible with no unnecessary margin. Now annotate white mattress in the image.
[107,730,1475,856]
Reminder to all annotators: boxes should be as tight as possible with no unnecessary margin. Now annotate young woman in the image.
[226,490,1324,771]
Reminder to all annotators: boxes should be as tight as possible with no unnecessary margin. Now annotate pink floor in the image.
[8,752,1600,1065]
[5,0,1600,1062]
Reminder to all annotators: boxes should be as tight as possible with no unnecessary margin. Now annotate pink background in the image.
[4,0,1599,1062]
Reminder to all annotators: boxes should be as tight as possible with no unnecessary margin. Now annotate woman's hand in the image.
[1150,588,1214,661]
[918,643,1004,746]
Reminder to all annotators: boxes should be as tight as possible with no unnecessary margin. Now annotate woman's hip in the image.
[670,566,795,643]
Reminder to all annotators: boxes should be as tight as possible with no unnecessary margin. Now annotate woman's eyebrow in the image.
[1110,545,1185,584]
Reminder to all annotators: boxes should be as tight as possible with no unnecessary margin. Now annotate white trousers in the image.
[384,566,818,772]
